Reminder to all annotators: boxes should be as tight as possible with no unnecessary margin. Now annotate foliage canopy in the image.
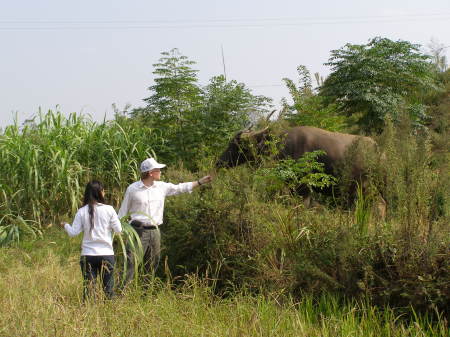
[282,65,347,132]
[132,48,272,168]
[320,37,440,132]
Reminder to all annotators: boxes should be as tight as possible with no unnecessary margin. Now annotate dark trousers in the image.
[80,255,115,299]
[124,220,161,286]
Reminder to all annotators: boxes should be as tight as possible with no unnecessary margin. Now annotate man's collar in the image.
[138,180,155,188]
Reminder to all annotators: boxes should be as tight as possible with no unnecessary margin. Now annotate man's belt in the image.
[142,225,158,230]
[130,220,158,230]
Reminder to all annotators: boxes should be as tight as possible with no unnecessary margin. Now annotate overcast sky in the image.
[1,0,449,128]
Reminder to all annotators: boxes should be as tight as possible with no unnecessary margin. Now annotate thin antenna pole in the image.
[221,45,227,81]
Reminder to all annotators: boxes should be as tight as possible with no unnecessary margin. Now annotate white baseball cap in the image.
[140,157,166,172]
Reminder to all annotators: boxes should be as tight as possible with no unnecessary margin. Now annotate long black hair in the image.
[83,180,105,233]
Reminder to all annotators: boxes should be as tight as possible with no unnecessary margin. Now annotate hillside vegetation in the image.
[0,38,449,335]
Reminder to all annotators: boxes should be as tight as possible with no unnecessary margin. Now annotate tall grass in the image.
[1,237,447,337]
[0,109,448,323]
[0,110,160,245]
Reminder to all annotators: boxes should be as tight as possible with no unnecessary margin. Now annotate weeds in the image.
[1,244,447,337]
[0,109,448,323]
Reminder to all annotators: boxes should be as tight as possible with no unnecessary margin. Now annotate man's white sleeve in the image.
[165,182,194,196]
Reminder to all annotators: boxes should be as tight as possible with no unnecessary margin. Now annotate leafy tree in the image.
[132,48,203,163]
[320,37,440,133]
[131,49,272,168]
[136,48,202,119]
[282,65,347,131]
[199,75,272,159]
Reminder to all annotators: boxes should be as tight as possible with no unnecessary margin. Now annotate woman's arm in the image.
[62,210,83,237]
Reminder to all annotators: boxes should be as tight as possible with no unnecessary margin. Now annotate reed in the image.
[0,109,159,245]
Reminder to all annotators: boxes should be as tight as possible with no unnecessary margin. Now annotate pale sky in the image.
[1,0,449,128]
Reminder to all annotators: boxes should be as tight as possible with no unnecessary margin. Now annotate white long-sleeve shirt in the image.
[64,203,122,256]
[118,180,193,226]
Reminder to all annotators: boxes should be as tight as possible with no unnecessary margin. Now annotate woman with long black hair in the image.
[62,180,122,299]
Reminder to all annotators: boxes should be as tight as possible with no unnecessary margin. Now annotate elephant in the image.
[217,125,386,216]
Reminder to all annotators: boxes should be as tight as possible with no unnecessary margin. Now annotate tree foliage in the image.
[132,48,202,164]
[320,37,440,132]
[132,49,272,168]
[282,65,347,131]
[200,75,272,159]
[258,150,337,193]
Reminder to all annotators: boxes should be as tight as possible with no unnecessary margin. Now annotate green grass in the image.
[0,109,448,336]
[0,232,447,337]
[0,110,158,237]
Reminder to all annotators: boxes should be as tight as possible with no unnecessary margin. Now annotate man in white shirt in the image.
[118,157,212,286]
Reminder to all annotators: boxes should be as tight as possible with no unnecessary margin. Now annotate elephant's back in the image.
[284,126,360,161]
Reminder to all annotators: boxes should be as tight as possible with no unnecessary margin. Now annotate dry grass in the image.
[0,240,447,337]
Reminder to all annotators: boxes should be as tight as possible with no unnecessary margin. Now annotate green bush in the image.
[159,133,449,314]
[1,109,448,317]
